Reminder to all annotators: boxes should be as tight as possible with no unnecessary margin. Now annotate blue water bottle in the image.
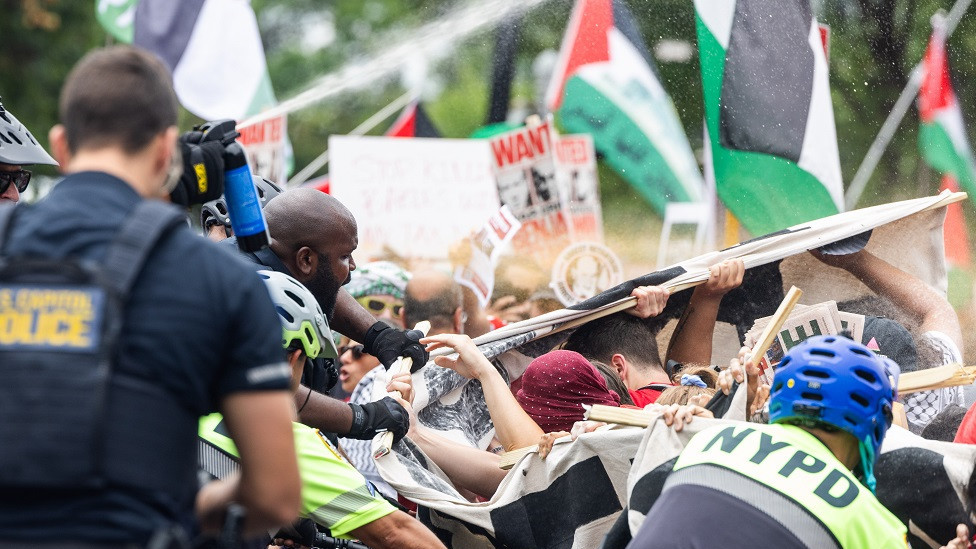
[223,141,270,252]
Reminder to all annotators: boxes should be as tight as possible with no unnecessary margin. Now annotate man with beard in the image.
[227,188,420,445]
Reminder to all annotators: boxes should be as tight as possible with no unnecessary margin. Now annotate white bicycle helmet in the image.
[258,270,338,360]
[0,99,57,166]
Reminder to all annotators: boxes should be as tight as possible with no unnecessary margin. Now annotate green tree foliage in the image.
[1,0,973,207]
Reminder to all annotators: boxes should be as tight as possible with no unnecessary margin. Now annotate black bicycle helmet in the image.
[200,175,283,233]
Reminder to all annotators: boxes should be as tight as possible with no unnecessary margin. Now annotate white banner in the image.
[329,136,500,260]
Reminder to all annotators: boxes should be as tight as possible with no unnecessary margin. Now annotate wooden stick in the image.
[373,321,431,459]
[749,286,803,364]
[899,364,976,394]
[498,445,537,470]
[584,404,656,427]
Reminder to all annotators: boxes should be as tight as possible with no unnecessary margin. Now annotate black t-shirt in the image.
[0,172,290,543]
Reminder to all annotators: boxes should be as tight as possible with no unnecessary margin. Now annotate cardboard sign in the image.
[489,122,572,265]
[454,206,522,308]
[239,115,288,185]
[329,136,500,260]
[553,134,603,243]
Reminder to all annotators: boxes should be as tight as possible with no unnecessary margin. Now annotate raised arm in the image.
[666,259,745,367]
[811,249,964,351]
[422,333,545,450]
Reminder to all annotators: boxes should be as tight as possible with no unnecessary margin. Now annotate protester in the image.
[656,365,718,406]
[811,248,966,433]
[227,188,423,447]
[200,270,445,549]
[0,46,300,544]
[627,335,906,548]
[403,268,466,334]
[516,349,622,432]
[0,98,58,203]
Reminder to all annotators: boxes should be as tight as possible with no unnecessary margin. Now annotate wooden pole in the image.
[373,320,431,459]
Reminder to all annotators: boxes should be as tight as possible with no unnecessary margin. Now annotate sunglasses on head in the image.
[357,297,403,318]
[0,169,30,195]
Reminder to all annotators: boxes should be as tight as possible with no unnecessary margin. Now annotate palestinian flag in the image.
[695,0,844,236]
[919,22,976,196]
[386,101,442,138]
[546,0,703,215]
[95,0,277,120]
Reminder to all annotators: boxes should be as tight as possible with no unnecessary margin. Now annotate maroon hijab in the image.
[516,349,621,432]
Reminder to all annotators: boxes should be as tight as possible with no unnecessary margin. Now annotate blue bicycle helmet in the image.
[200,176,283,233]
[769,335,897,493]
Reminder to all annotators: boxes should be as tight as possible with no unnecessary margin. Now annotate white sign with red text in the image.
[329,136,500,260]
[488,121,572,266]
[454,206,522,307]
[238,115,287,185]
[553,134,603,243]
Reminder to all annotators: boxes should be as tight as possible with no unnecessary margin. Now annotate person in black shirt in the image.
[0,46,300,546]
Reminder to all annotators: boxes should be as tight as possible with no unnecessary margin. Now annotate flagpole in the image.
[285,90,417,188]
[844,0,973,209]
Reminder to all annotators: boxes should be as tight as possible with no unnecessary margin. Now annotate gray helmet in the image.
[0,98,57,166]
[200,176,283,232]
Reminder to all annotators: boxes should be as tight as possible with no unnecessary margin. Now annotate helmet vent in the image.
[284,289,305,307]
[808,349,836,358]
[216,202,228,215]
[25,131,37,145]
[801,391,823,401]
[850,392,869,407]
[0,133,10,145]
[853,368,878,384]
[802,368,830,379]
[276,306,295,323]
[6,131,21,145]
[850,347,871,358]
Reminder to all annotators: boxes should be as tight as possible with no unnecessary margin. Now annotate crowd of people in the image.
[1,44,976,549]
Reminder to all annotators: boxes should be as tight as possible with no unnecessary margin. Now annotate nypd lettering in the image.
[696,426,859,508]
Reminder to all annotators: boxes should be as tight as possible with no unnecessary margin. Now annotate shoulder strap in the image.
[0,203,16,253]
[102,200,186,297]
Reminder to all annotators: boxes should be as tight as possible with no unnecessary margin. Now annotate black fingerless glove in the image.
[347,397,409,443]
[170,132,226,207]
[362,321,429,372]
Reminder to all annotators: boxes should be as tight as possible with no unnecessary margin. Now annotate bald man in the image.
[225,188,423,445]
[404,269,466,336]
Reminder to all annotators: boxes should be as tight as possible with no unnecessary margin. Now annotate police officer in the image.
[0,98,58,203]
[0,46,300,546]
[200,270,447,549]
[226,188,423,445]
[628,335,906,548]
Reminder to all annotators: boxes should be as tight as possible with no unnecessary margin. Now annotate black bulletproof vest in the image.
[0,200,194,494]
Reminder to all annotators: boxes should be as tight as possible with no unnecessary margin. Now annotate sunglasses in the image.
[0,169,30,195]
[339,344,366,360]
[357,297,403,319]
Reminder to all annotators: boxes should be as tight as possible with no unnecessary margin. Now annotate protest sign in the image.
[454,206,522,308]
[238,114,288,184]
[488,121,573,265]
[329,135,500,260]
[553,134,604,243]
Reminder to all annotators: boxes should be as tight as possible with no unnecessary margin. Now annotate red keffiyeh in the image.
[516,350,621,432]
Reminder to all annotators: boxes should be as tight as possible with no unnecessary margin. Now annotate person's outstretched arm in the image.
[666,259,745,367]
[811,249,964,351]
[422,333,544,450]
